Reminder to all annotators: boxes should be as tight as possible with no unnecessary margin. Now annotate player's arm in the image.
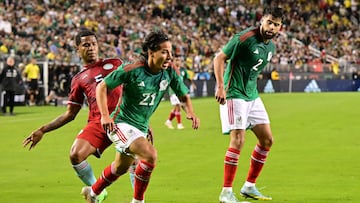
[96,80,114,133]
[213,50,228,105]
[178,94,200,130]
[22,104,81,150]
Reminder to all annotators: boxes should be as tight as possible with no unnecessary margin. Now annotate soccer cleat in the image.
[130,198,144,203]
[240,185,272,200]
[177,123,185,130]
[81,186,99,203]
[219,190,242,203]
[165,120,174,129]
[97,189,108,203]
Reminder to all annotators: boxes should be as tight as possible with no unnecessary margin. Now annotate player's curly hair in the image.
[140,29,169,59]
[75,28,98,46]
[263,6,285,22]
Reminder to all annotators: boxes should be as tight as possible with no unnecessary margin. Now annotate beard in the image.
[261,29,277,40]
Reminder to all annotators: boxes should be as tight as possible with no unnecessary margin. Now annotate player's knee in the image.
[260,136,273,148]
[144,147,157,165]
[69,149,87,164]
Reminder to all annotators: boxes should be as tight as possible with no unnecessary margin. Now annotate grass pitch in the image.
[1,92,359,203]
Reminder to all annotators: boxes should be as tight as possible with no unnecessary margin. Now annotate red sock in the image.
[92,163,119,195]
[175,111,181,123]
[134,160,155,200]
[168,111,175,121]
[246,144,270,183]
[223,148,240,187]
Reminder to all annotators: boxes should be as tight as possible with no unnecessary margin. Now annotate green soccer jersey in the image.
[222,27,276,101]
[168,66,189,95]
[104,61,189,133]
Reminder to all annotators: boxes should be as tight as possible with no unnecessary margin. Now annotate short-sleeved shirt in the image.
[23,63,40,80]
[223,27,276,101]
[168,65,189,95]
[104,60,189,133]
[68,58,123,122]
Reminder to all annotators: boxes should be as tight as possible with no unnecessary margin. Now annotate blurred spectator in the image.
[271,68,280,80]
[0,56,22,115]
[0,0,358,82]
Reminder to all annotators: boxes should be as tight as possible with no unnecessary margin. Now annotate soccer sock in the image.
[92,162,120,195]
[223,148,240,187]
[168,111,176,121]
[246,144,270,183]
[134,160,155,200]
[129,160,138,189]
[175,111,181,123]
[73,160,96,186]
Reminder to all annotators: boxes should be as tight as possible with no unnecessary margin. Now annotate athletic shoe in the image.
[130,198,144,203]
[240,185,272,200]
[165,120,174,129]
[219,190,242,203]
[97,189,108,203]
[177,123,184,130]
[81,186,98,203]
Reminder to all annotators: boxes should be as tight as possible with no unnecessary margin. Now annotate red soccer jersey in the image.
[68,58,123,122]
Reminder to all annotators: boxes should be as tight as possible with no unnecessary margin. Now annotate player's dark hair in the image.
[141,29,170,58]
[263,6,285,22]
[75,28,98,46]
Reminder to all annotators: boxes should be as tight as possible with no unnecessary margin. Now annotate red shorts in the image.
[77,121,113,158]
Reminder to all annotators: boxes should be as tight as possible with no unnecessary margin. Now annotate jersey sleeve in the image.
[104,64,128,89]
[222,33,247,61]
[169,68,189,97]
[68,75,85,106]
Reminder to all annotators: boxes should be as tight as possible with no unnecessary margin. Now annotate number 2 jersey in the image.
[68,58,123,122]
[223,27,276,101]
[104,60,189,133]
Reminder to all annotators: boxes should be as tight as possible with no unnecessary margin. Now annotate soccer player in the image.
[81,30,200,203]
[214,7,284,202]
[164,55,195,130]
[22,29,123,202]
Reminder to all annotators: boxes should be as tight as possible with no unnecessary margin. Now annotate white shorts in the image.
[169,94,181,106]
[219,98,270,134]
[107,123,147,154]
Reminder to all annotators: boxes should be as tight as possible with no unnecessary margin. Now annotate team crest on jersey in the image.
[103,63,113,70]
[267,52,273,61]
[159,80,169,91]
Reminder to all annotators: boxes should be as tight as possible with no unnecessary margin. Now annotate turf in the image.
[1,92,359,203]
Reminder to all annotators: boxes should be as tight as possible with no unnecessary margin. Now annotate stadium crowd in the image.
[0,0,359,81]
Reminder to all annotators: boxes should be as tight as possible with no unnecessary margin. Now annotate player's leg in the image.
[71,122,112,186]
[129,137,157,202]
[82,152,134,202]
[129,126,155,189]
[165,94,180,129]
[174,104,184,129]
[219,99,249,203]
[240,98,273,200]
[70,138,98,186]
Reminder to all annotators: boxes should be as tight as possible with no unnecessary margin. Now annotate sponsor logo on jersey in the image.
[138,81,145,87]
[103,63,113,70]
[253,48,259,54]
[159,80,169,91]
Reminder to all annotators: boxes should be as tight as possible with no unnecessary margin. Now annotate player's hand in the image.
[147,127,154,145]
[101,115,114,133]
[186,113,200,130]
[22,129,44,150]
[215,87,226,105]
